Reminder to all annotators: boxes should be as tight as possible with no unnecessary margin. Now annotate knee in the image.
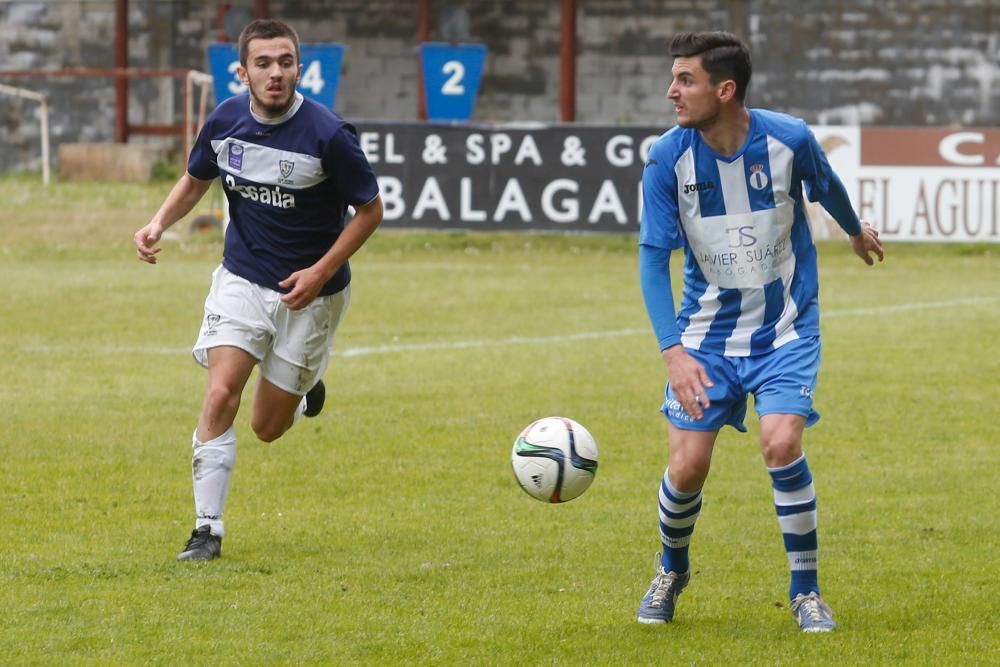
[204,383,241,418]
[251,416,288,443]
[760,434,802,468]
[668,453,710,492]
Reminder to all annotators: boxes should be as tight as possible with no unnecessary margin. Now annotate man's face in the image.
[667,56,724,129]
[239,36,301,118]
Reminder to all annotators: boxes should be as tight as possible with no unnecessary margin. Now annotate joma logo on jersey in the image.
[683,181,715,194]
[224,174,296,209]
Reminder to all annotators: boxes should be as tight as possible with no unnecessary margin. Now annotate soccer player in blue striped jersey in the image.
[133,19,383,562]
[635,31,883,632]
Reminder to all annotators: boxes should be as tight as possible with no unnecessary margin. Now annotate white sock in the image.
[291,395,307,427]
[192,426,236,538]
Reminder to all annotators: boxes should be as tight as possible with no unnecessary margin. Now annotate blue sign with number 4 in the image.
[207,43,345,109]
[420,43,487,122]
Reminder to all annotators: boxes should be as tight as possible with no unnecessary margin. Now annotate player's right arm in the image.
[134,172,213,264]
[639,140,713,419]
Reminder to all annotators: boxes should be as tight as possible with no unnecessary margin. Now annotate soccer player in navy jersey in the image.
[635,31,883,631]
[133,19,383,561]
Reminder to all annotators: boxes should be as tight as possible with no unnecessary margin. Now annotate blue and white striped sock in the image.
[768,454,820,599]
[658,468,702,574]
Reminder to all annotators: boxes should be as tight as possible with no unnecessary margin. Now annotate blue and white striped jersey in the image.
[640,109,839,356]
[188,92,379,296]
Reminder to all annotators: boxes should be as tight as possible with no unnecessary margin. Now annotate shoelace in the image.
[794,595,829,623]
[184,531,211,549]
[648,571,680,608]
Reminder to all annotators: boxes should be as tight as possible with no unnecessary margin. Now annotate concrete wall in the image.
[1,0,998,174]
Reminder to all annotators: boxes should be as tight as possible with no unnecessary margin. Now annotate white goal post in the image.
[0,82,50,186]
[184,70,214,162]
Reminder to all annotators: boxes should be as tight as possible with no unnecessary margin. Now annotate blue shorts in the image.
[661,335,821,432]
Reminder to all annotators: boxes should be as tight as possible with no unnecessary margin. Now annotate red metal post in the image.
[417,0,430,121]
[216,1,230,41]
[560,0,577,122]
[115,0,128,142]
[254,0,270,19]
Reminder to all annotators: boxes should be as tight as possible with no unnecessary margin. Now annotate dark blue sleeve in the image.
[186,118,219,181]
[324,123,380,206]
[639,243,681,351]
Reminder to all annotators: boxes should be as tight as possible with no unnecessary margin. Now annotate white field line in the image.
[336,328,649,358]
[20,296,997,358]
[821,295,998,319]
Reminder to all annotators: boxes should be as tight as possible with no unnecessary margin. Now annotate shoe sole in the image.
[176,552,220,562]
[636,616,670,625]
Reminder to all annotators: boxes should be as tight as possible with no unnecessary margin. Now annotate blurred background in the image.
[1,0,997,240]
[2,1,998,159]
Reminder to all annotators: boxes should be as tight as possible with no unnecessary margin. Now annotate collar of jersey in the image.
[696,109,757,163]
[249,91,304,126]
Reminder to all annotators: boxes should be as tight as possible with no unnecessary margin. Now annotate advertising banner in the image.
[356,122,659,233]
[355,122,999,242]
[811,126,1000,242]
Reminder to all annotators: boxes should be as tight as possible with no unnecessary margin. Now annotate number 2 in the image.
[441,60,465,95]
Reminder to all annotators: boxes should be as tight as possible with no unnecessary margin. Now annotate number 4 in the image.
[300,60,325,95]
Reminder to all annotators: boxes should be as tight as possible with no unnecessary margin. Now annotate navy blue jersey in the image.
[188,92,379,296]
[641,109,836,356]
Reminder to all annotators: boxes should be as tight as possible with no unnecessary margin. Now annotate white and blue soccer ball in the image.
[511,417,599,503]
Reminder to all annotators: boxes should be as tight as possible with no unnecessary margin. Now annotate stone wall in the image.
[1,0,998,174]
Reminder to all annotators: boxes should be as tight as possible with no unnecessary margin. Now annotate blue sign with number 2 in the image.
[420,43,487,122]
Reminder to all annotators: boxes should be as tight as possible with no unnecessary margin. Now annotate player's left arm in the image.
[803,130,884,266]
[279,195,384,311]
[280,122,383,310]
[819,176,883,265]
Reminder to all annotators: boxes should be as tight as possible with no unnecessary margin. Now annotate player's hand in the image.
[134,221,165,264]
[850,220,884,266]
[663,345,714,420]
[278,267,326,311]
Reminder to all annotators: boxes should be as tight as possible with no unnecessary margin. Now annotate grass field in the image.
[1,176,998,665]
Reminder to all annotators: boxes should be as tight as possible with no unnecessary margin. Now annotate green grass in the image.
[1,177,998,665]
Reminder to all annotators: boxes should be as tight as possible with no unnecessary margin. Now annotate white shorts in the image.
[192,265,350,396]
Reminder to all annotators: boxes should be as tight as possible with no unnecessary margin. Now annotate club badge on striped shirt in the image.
[749,163,769,190]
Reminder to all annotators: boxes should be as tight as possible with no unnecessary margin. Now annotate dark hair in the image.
[669,31,752,102]
[238,19,301,66]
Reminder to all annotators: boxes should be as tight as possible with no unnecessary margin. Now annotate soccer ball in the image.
[511,417,599,503]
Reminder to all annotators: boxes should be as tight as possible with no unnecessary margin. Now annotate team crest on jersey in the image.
[279,160,295,179]
[749,163,769,190]
[228,143,244,172]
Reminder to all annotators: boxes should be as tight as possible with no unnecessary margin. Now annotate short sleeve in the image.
[186,118,220,181]
[324,123,380,206]
[639,144,684,250]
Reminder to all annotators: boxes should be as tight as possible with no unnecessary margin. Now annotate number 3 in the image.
[226,60,247,95]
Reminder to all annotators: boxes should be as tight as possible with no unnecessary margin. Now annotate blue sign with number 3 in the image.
[420,43,487,122]
[207,43,345,109]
